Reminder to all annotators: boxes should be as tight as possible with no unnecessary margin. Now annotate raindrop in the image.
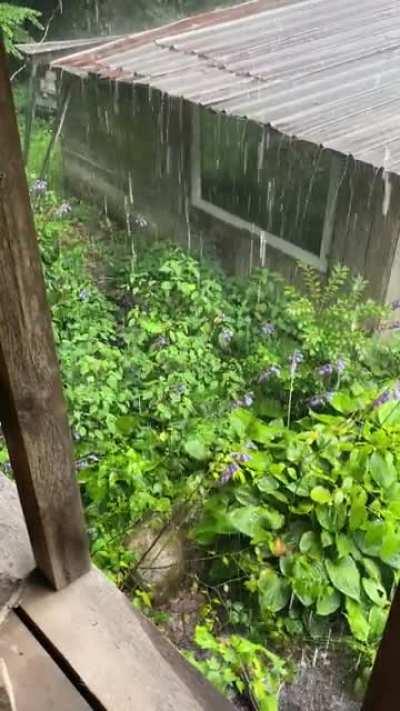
[259,231,267,267]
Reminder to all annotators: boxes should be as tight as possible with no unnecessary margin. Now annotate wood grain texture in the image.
[0,612,91,711]
[0,40,90,589]
[362,585,400,711]
[20,569,235,711]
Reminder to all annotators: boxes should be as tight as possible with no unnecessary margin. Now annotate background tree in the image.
[0,2,41,55]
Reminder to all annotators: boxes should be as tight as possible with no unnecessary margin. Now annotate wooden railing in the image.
[0,37,90,590]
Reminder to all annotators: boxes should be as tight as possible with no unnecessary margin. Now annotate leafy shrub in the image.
[195,393,400,658]
[21,180,400,704]
[186,625,291,711]
[0,3,41,56]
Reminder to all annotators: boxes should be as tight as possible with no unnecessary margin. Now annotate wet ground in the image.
[279,646,361,711]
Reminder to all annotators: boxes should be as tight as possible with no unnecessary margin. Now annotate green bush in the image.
[20,182,400,705]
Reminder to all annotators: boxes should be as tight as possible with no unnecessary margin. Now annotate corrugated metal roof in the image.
[54,0,400,172]
[18,37,122,58]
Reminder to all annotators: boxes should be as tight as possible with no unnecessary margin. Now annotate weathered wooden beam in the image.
[362,585,400,710]
[40,83,71,180]
[0,38,90,589]
[23,59,39,164]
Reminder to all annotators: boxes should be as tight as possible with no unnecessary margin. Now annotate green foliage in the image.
[194,396,400,658]
[20,143,400,704]
[0,3,41,56]
[186,625,291,711]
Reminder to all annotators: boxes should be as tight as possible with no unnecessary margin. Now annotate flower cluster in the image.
[152,335,169,350]
[55,201,72,219]
[219,451,252,486]
[218,328,234,348]
[261,322,275,337]
[316,359,346,378]
[258,366,281,384]
[234,392,254,408]
[289,351,304,375]
[79,289,89,302]
[220,462,239,486]
[373,383,400,408]
[307,392,334,410]
[30,178,47,196]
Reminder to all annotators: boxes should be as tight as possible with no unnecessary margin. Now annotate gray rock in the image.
[126,521,185,602]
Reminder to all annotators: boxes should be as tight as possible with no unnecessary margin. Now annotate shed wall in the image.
[61,75,400,301]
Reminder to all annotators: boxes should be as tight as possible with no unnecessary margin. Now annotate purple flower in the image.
[30,178,48,195]
[317,363,334,378]
[261,322,275,337]
[373,383,400,408]
[290,351,304,374]
[242,392,254,407]
[55,201,72,219]
[258,366,281,384]
[233,391,255,409]
[219,462,239,486]
[153,335,169,350]
[79,289,89,301]
[336,358,346,373]
[232,452,252,464]
[308,394,328,409]
[391,299,400,311]
[218,328,234,348]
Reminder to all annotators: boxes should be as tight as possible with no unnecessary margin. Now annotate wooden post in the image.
[0,38,90,590]
[23,59,39,164]
[40,84,71,180]
[362,585,400,710]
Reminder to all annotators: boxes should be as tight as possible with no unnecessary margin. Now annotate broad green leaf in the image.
[325,557,360,601]
[183,437,210,461]
[229,408,255,438]
[369,452,397,489]
[317,588,341,616]
[377,401,400,426]
[321,531,333,548]
[316,505,346,533]
[357,521,387,557]
[258,568,290,613]
[380,530,400,569]
[115,415,140,435]
[310,486,331,504]
[362,558,381,582]
[227,506,263,537]
[330,392,358,414]
[299,531,320,555]
[336,533,358,558]
[362,578,387,607]
[369,606,388,641]
[345,598,369,642]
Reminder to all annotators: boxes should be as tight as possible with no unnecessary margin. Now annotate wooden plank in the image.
[0,612,91,710]
[0,475,34,621]
[361,585,400,710]
[0,39,90,590]
[23,61,39,164]
[20,569,234,711]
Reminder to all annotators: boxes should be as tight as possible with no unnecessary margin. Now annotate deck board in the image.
[0,611,91,710]
[20,569,234,710]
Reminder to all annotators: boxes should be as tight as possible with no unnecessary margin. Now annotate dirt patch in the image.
[279,646,361,711]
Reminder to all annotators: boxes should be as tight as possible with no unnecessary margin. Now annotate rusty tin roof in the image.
[54,0,400,172]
